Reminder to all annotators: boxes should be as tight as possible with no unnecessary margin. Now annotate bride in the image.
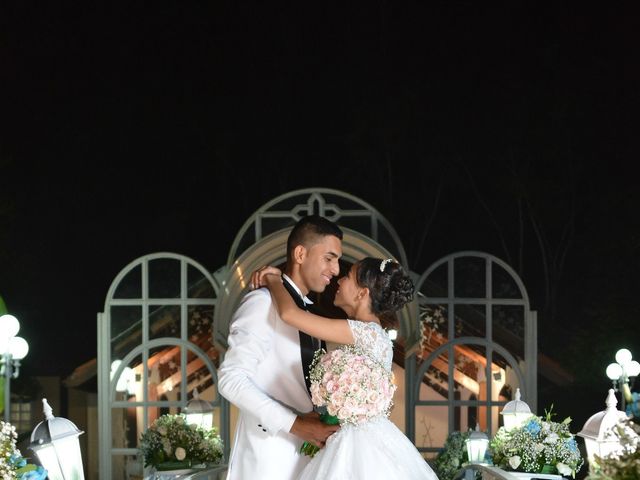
[251,257,439,480]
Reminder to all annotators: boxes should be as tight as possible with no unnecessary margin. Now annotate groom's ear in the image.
[293,245,306,265]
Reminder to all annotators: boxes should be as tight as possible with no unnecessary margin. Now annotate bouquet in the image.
[1,420,47,480]
[138,414,223,470]
[490,407,584,478]
[300,345,396,457]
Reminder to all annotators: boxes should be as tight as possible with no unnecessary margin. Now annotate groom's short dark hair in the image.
[286,215,343,257]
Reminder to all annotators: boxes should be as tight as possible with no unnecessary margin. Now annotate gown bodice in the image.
[347,319,393,370]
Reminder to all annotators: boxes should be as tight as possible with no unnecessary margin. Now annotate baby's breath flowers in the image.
[1,420,47,479]
[490,407,584,478]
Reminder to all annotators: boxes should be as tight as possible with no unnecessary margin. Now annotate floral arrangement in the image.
[1,420,47,480]
[299,345,396,457]
[490,407,584,478]
[309,345,396,425]
[586,418,640,480]
[432,430,483,480]
[138,414,223,470]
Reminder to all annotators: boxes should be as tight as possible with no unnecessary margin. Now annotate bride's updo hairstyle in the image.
[355,257,414,316]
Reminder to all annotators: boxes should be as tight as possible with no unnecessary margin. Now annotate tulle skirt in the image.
[298,417,439,480]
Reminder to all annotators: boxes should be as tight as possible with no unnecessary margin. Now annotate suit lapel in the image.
[282,279,318,396]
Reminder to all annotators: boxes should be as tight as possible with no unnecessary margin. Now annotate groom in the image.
[218,215,343,480]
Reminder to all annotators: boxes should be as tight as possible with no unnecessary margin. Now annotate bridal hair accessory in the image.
[379,258,394,272]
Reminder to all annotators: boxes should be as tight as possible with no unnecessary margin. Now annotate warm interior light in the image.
[115,367,134,393]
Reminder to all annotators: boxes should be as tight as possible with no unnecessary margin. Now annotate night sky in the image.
[1,2,639,427]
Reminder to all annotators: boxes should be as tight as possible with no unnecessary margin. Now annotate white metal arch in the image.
[405,251,537,457]
[214,227,417,351]
[98,252,228,480]
[214,187,414,352]
[93,194,544,474]
[109,338,220,405]
[226,187,408,267]
[415,251,532,305]
[415,339,526,404]
[412,337,526,455]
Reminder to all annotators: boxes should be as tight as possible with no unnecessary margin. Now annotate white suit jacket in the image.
[218,281,314,480]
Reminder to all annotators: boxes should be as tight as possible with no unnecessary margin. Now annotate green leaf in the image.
[16,464,38,474]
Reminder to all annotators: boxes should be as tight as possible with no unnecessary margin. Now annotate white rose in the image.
[175,447,186,461]
[508,456,521,469]
[556,463,572,476]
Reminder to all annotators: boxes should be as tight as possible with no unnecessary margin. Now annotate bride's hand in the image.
[250,266,282,290]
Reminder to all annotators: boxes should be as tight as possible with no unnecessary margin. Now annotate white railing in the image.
[147,464,228,480]
[454,464,561,480]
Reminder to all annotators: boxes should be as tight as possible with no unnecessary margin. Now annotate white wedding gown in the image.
[298,320,439,480]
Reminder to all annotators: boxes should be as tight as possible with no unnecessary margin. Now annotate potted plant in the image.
[490,407,584,479]
[138,413,223,472]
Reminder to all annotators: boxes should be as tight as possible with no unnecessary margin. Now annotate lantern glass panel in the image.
[502,411,533,431]
[35,435,84,480]
[466,437,489,463]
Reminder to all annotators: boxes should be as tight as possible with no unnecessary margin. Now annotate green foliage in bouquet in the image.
[139,414,223,469]
[490,406,584,478]
[586,419,640,480]
[432,430,482,480]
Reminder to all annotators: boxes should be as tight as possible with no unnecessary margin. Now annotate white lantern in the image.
[605,348,640,413]
[500,387,533,431]
[9,336,29,360]
[465,423,489,464]
[183,388,214,429]
[615,348,632,365]
[0,314,20,341]
[577,389,629,469]
[628,360,640,378]
[30,398,85,480]
[606,362,623,381]
[0,314,28,423]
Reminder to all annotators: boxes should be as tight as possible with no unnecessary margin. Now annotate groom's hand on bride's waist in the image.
[290,412,340,448]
